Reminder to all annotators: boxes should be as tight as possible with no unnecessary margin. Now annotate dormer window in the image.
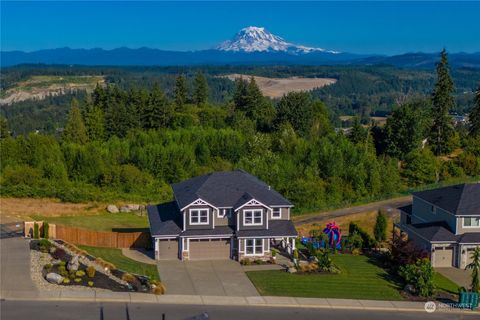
[463,217,480,228]
[217,208,232,218]
[272,208,281,219]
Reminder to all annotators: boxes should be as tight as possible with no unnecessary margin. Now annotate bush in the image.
[39,239,51,252]
[75,270,85,277]
[316,249,340,274]
[121,272,136,283]
[88,281,94,287]
[74,278,82,283]
[63,278,70,284]
[374,210,388,242]
[86,266,96,278]
[399,258,435,297]
[44,263,53,271]
[349,222,375,249]
[43,222,50,240]
[59,261,66,267]
[345,231,363,251]
[33,222,40,239]
[390,234,429,267]
[52,248,67,260]
[152,281,166,295]
[271,249,278,257]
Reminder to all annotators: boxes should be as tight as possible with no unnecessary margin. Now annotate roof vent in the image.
[268,185,271,190]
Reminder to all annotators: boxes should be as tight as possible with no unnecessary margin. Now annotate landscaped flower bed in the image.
[30,239,165,294]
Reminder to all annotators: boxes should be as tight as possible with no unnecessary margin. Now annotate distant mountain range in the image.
[2,26,480,68]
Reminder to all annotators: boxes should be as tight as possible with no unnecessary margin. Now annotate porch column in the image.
[291,237,296,251]
[287,237,292,254]
[154,238,159,260]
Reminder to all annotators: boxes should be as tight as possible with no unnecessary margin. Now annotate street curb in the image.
[1,292,479,314]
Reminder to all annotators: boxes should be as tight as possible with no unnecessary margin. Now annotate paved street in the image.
[157,260,259,296]
[0,237,39,300]
[2,300,476,320]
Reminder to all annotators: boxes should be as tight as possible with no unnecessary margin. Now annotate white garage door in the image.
[434,247,454,267]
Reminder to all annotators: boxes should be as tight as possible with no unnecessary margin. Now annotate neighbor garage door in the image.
[157,239,178,260]
[434,246,454,267]
[189,238,230,260]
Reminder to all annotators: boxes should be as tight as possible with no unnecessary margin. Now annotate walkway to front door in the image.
[157,260,259,296]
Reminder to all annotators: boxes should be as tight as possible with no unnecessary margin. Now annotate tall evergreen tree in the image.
[429,49,456,155]
[0,116,10,139]
[469,85,480,137]
[83,96,105,141]
[348,117,368,145]
[233,77,249,110]
[63,98,88,144]
[174,74,188,109]
[141,84,173,129]
[193,72,208,106]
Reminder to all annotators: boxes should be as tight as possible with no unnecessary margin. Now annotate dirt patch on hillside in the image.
[0,198,106,223]
[295,210,398,239]
[0,75,105,105]
[223,74,336,98]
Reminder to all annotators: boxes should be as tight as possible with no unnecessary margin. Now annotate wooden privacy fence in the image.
[25,222,151,249]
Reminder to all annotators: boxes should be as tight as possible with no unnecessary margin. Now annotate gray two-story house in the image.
[147,170,297,261]
[396,183,480,268]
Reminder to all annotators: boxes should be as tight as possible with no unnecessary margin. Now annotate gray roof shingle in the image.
[410,222,457,242]
[457,233,480,244]
[413,183,480,216]
[172,170,292,210]
[147,202,182,237]
[236,220,298,238]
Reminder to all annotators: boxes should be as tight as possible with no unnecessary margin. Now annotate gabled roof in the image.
[412,183,480,216]
[172,170,292,210]
[409,222,457,242]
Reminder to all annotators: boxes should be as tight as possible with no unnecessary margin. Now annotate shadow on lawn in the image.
[365,253,404,291]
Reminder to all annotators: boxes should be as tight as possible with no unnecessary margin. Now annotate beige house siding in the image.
[455,216,480,235]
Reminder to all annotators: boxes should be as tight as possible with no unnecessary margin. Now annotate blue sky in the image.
[1,1,479,54]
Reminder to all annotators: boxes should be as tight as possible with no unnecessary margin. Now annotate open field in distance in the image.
[0,75,104,105]
[223,74,336,98]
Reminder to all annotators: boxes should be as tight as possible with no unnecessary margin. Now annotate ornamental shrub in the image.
[86,266,96,278]
[399,258,435,297]
[33,222,39,239]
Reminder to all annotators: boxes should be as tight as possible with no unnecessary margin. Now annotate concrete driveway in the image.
[157,260,259,296]
[436,267,472,288]
[0,237,39,299]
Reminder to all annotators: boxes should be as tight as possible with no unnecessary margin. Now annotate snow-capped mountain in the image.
[216,26,339,54]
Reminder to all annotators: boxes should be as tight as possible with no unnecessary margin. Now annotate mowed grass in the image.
[247,254,404,300]
[433,272,461,295]
[32,212,149,231]
[78,245,159,281]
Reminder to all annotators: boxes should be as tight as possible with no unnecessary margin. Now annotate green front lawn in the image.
[78,245,159,281]
[32,212,149,231]
[433,272,461,295]
[247,254,404,300]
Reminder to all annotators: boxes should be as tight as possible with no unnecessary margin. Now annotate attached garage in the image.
[465,248,477,267]
[157,239,178,260]
[189,238,231,260]
[433,246,454,267]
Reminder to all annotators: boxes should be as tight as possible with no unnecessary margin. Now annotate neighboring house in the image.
[396,183,480,268]
[147,170,297,261]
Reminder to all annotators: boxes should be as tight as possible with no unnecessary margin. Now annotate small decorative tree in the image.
[399,258,435,297]
[33,222,39,239]
[43,222,49,239]
[466,247,480,293]
[374,210,388,243]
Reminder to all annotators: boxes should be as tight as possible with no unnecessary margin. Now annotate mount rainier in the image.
[216,26,339,54]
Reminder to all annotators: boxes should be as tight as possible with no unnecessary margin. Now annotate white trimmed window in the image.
[217,208,232,218]
[244,210,263,225]
[463,217,480,228]
[190,209,209,225]
[245,239,263,255]
[272,208,281,219]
